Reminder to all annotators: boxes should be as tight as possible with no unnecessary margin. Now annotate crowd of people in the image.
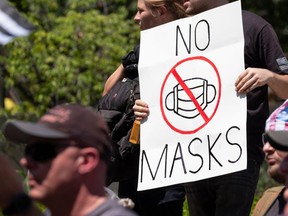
[1,0,288,216]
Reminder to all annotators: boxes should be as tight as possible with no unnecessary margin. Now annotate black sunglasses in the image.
[262,133,268,145]
[24,141,82,163]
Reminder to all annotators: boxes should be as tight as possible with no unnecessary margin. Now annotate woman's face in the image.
[134,0,165,30]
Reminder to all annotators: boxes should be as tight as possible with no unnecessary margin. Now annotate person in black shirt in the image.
[133,0,288,215]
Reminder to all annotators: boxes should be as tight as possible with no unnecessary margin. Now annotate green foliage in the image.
[0,0,139,119]
[0,0,286,119]
[182,199,189,216]
[1,0,286,118]
[0,1,287,215]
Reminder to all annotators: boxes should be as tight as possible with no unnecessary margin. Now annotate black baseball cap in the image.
[3,104,112,163]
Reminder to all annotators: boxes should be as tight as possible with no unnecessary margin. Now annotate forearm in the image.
[268,73,288,99]
[102,64,125,96]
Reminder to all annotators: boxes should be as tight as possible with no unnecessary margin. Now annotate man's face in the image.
[134,0,165,30]
[263,141,287,183]
[20,142,82,202]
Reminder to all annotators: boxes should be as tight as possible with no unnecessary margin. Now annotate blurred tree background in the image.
[0,0,140,173]
[0,0,287,214]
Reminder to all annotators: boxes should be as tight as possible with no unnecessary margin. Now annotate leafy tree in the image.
[1,0,287,155]
[0,1,287,214]
[0,0,139,160]
[1,0,287,119]
[0,0,139,120]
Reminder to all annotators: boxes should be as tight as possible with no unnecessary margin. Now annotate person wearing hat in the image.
[264,100,288,216]
[252,100,288,216]
[265,101,288,152]
[132,1,288,215]
[0,104,137,216]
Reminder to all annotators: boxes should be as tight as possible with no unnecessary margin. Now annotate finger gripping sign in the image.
[160,56,221,134]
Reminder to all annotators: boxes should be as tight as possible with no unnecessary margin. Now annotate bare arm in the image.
[102,64,125,96]
[267,72,288,99]
[235,68,288,99]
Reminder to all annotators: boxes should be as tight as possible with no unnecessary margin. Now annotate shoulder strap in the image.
[252,186,285,216]
[125,77,139,113]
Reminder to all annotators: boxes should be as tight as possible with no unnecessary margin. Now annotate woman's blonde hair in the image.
[145,0,187,19]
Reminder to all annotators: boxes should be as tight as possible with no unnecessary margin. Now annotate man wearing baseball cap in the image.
[253,100,288,216]
[265,101,288,152]
[263,100,288,216]
[0,104,137,216]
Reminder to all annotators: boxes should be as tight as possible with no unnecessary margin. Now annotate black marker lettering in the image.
[169,142,187,177]
[226,126,242,163]
[140,144,168,182]
[208,134,222,170]
[188,138,204,173]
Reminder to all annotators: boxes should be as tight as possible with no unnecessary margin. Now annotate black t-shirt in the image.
[242,10,288,162]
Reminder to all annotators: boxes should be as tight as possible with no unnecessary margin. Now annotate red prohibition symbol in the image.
[160,56,221,134]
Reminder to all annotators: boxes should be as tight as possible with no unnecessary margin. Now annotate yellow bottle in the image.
[129,120,140,144]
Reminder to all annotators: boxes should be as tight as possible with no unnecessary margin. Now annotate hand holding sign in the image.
[235,67,275,93]
[133,99,150,121]
[137,1,246,191]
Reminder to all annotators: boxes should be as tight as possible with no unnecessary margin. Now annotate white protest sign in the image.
[137,1,246,191]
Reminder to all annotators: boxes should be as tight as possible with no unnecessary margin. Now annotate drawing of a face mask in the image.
[165,78,216,119]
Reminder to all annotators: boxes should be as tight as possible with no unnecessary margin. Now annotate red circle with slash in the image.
[160,56,221,134]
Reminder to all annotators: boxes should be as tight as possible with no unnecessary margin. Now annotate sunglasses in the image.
[24,141,82,163]
[262,133,268,145]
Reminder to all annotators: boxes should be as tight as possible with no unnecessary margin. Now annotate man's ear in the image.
[78,148,100,174]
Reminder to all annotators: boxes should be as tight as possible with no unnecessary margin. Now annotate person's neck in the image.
[44,193,76,216]
[211,0,229,9]
[49,186,107,216]
[74,195,107,216]
[191,0,229,16]
[203,1,227,12]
